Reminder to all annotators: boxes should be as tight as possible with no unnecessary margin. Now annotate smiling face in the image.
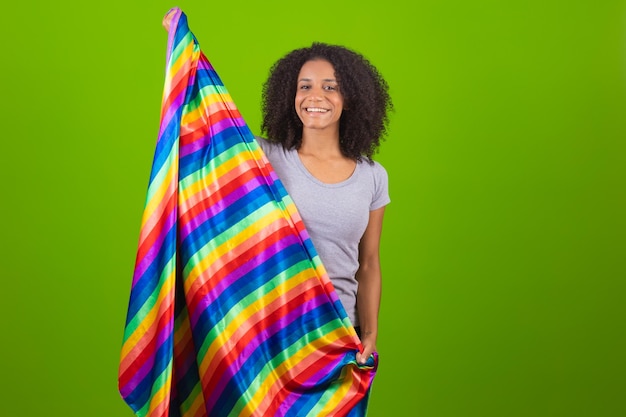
[295,59,344,135]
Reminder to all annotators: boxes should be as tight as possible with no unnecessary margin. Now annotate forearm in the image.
[356,265,381,340]
[355,207,385,364]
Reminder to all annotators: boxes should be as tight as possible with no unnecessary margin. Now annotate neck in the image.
[300,129,342,157]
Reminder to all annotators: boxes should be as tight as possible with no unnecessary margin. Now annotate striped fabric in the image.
[118,8,377,417]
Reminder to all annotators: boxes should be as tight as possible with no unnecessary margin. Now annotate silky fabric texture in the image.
[118,8,377,417]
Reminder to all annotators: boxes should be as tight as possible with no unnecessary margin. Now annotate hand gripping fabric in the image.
[118,8,378,417]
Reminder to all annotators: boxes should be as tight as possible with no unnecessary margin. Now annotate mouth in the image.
[304,107,329,113]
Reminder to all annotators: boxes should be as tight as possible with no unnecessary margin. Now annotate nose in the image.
[307,86,324,100]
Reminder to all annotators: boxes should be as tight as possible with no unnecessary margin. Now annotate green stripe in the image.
[183,83,229,114]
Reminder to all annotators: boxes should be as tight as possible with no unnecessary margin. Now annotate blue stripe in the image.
[125,224,177,326]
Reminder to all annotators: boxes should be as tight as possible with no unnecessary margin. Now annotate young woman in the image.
[256,42,393,365]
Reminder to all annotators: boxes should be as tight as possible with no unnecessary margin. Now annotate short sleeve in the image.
[370,161,390,210]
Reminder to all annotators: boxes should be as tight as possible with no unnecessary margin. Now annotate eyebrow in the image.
[298,78,338,83]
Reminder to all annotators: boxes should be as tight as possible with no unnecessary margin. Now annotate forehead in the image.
[297,59,336,80]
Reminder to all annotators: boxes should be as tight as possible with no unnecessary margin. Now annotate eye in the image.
[324,85,337,91]
[299,85,311,90]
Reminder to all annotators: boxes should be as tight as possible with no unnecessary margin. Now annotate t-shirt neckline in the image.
[289,148,360,188]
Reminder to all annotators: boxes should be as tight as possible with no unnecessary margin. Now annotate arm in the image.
[355,206,386,365]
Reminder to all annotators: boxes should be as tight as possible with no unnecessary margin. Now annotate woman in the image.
[256,42,393,365]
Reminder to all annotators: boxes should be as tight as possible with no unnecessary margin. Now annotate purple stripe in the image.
[205,293,329,411]
[210,115,247,136]
[266,169,280,183]
[197,57,214,71]
[179,132,209,158]
[164,9,182,69]
[158,88,186,139]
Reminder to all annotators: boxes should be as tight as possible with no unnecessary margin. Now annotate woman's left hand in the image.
[356,333,377,365]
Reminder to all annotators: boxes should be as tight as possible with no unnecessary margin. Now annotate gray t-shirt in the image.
[256,137,390,326]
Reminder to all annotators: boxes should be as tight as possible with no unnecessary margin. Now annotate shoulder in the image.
[359,158,389,183]
[359,158,390,208]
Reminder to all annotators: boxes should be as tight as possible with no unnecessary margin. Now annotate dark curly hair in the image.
[261,42,393,161]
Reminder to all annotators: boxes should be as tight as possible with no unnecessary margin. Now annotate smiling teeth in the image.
[306,108,328,112]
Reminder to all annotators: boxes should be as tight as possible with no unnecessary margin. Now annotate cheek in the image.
[294,93,307,114]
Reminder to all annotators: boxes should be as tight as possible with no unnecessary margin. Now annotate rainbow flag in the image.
[118,8,377,417]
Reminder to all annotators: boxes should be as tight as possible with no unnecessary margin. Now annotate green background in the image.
[2,1,625,416]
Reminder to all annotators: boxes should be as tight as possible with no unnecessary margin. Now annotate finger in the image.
[357,349,370,364]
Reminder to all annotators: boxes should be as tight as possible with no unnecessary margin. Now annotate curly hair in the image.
[261,42,393,161]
